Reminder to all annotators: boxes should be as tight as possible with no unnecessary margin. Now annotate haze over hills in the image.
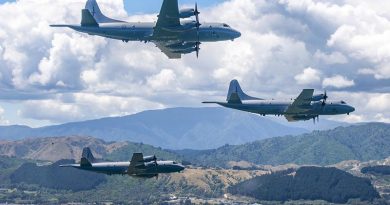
[183,123,390,167]
[0,123,388,169]
[0,136,127,162]
[0,136,179,162]
[0,107,343,149]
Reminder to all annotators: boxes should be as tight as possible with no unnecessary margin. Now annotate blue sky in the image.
[124,0,225,14]
[0,0,389,127]
[0,0,225,13]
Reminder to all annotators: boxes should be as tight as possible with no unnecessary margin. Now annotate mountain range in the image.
[0,122,389,169]
[0,107,346,149]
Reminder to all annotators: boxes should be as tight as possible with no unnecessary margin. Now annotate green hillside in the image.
[229,167,380,203]
[10,160,106,191]
[186,123,390,167]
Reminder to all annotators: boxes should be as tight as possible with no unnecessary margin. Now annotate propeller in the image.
[322,91,328,106]
[313,116,319,124]
[195,42,201,58]
[195,3,200,28]
[195,2,201,58]
[153,155,157,164]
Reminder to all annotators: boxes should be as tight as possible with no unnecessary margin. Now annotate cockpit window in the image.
[223,24,230,27]
[173,162,177,164]
[341,101,346,104]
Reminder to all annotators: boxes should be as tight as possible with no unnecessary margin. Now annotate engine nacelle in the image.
[172,47,197,54]
[143,155,157,163]
[291,115,318,121]
[167,42,197,50]
[312,94,326,101]
[162,21,197,33]
[145,161,157,167]
[179,8,195,18]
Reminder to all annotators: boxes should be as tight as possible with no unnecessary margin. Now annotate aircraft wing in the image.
[154,41,181,59]
[153,0,181,38]
[285,115,299,122]
[285,89,314,114]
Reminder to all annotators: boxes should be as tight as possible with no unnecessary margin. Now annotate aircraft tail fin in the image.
[81,9,99,27]
[226,80,263,103]
[80,147,95,167]
[85,0,123,24]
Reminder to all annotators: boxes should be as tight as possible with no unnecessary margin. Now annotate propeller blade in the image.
[195,42,200,58]
[194,3,201,58]
[324,90,328,101]
[194,3,201,30]
[195,3,200,17]
[153,155,157,164]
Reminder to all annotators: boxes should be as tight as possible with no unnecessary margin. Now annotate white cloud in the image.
[314,50,348,65]
[334,114,364,123]
[0,106,9,125]
[328,91,390,123]
[147,69,177,91]
[0,0,389,125]
[294,67,321,85]
[322,75,355,88]
[366,94,390,112]
[20,93,164,123]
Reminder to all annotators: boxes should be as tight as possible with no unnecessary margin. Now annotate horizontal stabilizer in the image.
[59,164,78,168]
[202,101,219,104]
[50,25,73,28]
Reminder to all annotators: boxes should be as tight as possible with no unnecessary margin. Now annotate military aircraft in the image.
[203,80,355,122]
[60,147,185,178]
[51,0,241,59]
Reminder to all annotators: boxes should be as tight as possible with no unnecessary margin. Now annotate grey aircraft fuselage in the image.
[61,148,185,178]
[65,22,241,43]
[52,0,241,58]
[215,100,355,116]
[62,161,185,177]
[204,80,355,122]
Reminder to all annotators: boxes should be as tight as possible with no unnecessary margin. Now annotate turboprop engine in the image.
[143,155,157,163]
[179,8,196,18]
[179,3,200,19]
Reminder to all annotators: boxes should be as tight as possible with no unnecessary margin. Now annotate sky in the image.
[0,0,389,127]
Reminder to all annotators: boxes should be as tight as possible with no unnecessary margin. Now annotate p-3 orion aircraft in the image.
[203,80,355,122]
[51,0,241,59]
[60,148,185,178]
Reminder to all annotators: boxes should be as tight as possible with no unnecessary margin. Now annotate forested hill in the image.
[228,167,380,203]
[185,123,390,167]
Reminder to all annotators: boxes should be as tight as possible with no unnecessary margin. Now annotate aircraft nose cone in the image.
[235,30,241,38]
[350,106,355,113]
